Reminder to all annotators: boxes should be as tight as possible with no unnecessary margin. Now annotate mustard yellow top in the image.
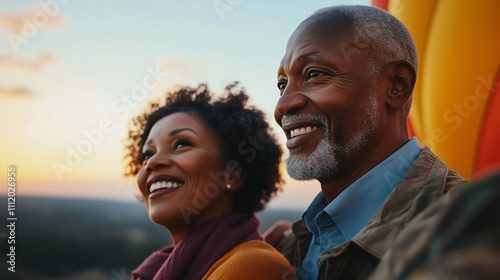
[202,240,296,280]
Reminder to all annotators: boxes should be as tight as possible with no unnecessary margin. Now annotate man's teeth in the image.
[149,181,182,193]
[290,126,318,138]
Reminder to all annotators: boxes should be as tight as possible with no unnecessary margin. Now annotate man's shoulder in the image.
[370,172,500,279]
[274,219,310,264]
[350,147,468,259]
[401,146,467,192]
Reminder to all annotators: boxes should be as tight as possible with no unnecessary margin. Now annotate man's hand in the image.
[263,220,293,246]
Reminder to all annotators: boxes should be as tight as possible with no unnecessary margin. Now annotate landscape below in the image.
[0,196,302,280]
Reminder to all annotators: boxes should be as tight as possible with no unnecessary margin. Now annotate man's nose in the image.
[274,86,308,124]
[145,153,173,171]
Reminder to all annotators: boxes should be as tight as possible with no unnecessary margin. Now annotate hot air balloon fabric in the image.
[372,0,500,179]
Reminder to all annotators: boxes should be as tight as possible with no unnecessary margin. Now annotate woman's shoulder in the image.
[221,240,291,263]
[202,240,296,280]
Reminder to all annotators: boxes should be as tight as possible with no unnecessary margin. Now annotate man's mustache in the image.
[281,114,328,128]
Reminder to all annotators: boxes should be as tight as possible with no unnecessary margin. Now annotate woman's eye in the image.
[142,151,154,161]
[173,139,193,150]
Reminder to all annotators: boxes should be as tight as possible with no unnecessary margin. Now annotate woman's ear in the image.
[225,165,245,192]
[385,61,416,111]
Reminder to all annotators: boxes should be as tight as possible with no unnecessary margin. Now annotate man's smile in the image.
[281,115,327,150]
[290,126,319,138]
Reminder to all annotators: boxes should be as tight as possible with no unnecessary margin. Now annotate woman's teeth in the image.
[290,126,318,138]
[149,181,182,193]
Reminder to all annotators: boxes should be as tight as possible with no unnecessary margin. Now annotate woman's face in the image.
[137,112,234,241]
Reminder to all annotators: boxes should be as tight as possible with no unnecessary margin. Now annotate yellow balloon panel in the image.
[388,0,438,138]
[421,0,500,178]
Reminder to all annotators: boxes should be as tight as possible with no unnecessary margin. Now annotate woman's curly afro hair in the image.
[124,83,283,215]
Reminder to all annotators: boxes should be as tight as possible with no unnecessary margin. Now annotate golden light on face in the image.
[136,112,234,242]
[275,15,382,180]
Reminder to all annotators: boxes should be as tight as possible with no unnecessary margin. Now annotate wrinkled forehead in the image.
[279,14,356,73]
[286,14,353,51]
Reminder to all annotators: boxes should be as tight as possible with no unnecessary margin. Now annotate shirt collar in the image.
[302,192,328,235]
[303,138,422,240]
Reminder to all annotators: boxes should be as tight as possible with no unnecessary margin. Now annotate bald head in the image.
[288,6,417,117]
[308,5,418,74]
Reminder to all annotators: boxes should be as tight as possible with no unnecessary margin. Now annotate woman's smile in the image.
[147,174,185,199]
[136,112,232,233]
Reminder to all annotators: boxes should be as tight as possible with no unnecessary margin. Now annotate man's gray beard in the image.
[286,133,339,181]
[285,91,380,181]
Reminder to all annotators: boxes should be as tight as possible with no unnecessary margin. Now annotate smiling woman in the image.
[124,83,296,280]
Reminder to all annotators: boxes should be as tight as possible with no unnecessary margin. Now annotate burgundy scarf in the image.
[131,213,263,280]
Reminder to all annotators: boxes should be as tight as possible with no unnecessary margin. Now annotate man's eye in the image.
[307,70,322,79]
[277,81,287,91]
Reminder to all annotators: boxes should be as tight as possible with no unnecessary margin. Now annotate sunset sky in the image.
[0,0,369,210]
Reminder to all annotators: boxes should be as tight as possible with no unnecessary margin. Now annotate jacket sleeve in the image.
[371,173,500,280]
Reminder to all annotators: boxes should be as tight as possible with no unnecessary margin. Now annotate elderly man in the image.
[272,5,467,280]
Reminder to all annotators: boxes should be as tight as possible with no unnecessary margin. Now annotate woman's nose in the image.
[145,153,173,171]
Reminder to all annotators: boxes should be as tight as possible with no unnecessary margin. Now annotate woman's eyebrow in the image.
[169,128,199,137]
[144,127,200,148]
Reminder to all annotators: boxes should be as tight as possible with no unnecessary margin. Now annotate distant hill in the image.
[0,196,302,280]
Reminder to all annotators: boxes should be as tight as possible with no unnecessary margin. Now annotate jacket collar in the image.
[291,218,312,268]
[315,147,453,260]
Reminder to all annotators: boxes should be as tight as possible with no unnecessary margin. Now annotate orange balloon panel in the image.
[388,0,438,139]
[421,0,500,179]
[475,71,500,175]
[371,0,389,10]
[374,0,500,179]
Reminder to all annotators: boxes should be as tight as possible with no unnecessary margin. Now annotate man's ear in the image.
[385,61,416,111]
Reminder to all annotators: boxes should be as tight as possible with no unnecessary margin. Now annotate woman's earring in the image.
[226,184,231,190]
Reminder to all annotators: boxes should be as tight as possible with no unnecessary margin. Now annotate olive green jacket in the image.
[370,172,500,280]
[276,147,467,280]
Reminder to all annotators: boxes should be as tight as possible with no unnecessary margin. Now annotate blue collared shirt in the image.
[298,138,422,279]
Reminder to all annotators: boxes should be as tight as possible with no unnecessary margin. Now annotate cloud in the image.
[0,52,55,69]
[0,53,54,96]
[0,4,65,36]
[0,87,32,96]
[0,53,45,73]
[158,55,210,78]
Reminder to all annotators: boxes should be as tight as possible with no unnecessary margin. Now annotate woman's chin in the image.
[148,211,172,227]
[148,211,186,231]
